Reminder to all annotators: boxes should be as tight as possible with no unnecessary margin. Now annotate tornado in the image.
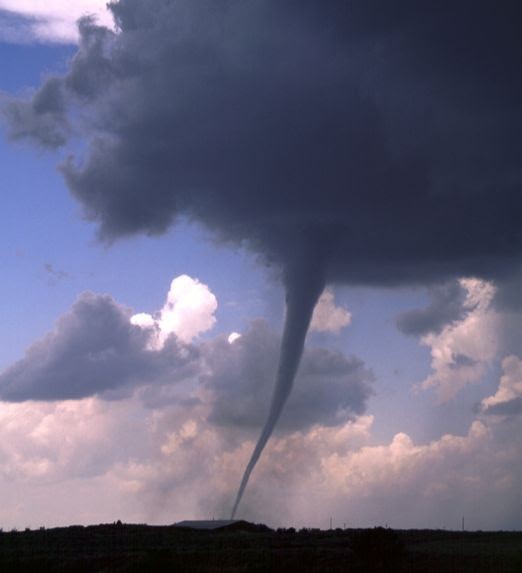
[231,260,326,518]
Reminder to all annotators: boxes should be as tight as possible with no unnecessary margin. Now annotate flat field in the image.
[0,523,520,571]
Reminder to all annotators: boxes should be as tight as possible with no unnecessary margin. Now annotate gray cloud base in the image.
[0,293,200,402]
[396,281,469,337]
[205,320,372,433]
[482,398,522,417]
[0,295,372,435]
[2,0,521,288]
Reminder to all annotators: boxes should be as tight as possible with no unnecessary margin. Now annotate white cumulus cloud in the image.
[1,392,520,531]
[131,274,217,347]
[418,278,499,402]
[228,332,241,344]
[480,355,522,415]
[310,288,351,334]
[0,0,113,44]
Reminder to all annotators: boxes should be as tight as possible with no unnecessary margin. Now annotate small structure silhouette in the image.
[174,520,238,531]
[173,519,270,533]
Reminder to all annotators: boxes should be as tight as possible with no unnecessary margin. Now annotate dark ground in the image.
[0,522,520,572]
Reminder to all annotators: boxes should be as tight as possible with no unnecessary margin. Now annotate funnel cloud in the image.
[231,259,325,517]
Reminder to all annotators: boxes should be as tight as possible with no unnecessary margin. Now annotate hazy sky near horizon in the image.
[0,1,521,530]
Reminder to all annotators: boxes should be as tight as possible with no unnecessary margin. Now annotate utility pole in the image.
[462,516,465,531]
[330,517,332,530]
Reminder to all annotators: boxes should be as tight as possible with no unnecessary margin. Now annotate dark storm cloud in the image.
[3,0,521,286]
[396,281,469,336]
[2,76,69,148]
[204,321,373,433]
[0,292,199,401]
[493,268,522,312]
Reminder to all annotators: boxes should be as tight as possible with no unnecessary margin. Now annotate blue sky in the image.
[0,1,520,531]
